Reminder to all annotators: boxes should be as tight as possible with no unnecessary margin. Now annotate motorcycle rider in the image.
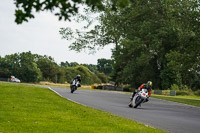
[71,74,81,87]
[130,81,152,102]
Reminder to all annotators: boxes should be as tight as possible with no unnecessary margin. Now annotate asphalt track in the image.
[49,87,200,133]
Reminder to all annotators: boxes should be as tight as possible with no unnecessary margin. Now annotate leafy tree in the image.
[60,61,79,67]
[60,61,70,67]
[56,67,66,83]
[14,0,132,24]
[60,0,200,90]
[81,64,98,73]
[36,55,60,83]
[4,53,21,78]
[96,72,109,83]
[65,65,101,84]
[0,57,11,78]
[1,52,42,82]
[111,0,200,89]
[69,62,79,67]
[59,7,122,52]
[97,58,113,75]
[19,52,42,82]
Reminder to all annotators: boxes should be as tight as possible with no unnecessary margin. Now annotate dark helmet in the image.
[147,81,152,87]
[77,74,81,79]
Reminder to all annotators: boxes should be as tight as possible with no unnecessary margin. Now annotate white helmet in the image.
[77,75,81,78]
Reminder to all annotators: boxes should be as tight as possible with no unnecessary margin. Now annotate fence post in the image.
[154,90,162,95]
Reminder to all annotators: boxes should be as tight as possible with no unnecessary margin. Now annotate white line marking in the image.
[48,87,87,107]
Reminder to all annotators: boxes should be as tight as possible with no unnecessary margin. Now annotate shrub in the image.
[170,84,179,90]
[175,85,193,95]
[194,90,200,96]
[96,73,109,83]
[65,65,101,85]
[176,90,192,96]
[181,85,192,91]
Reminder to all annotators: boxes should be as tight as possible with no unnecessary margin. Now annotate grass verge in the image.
[0,82,165,133]
[151,94,200,107]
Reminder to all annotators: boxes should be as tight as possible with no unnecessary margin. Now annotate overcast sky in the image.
[0,0,113,65]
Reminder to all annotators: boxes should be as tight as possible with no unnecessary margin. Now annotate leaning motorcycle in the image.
[70,80,80,93]
[129,89,149,108]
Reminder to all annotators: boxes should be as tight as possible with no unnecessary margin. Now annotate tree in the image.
[96,72,109,83]
[60,61,70,67]
[69,62,79,67]
[0,57,11,78]
[14,0,132,24]
[81,64,98,73]
[1,52,42,82]
[60,0,200,90]
[36,55,60,83]
[97,58,113,75]
[59,7,122,53]
[19,52,42,82]
[65,65,101,84]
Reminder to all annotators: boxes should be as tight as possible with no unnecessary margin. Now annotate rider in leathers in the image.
[130,81,152,102]
[71,75,81,87]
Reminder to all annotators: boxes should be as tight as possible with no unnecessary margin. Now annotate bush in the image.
[175,85,193,95]
[96,73,109,83]
[176,90,192,96]
[194,90,200,96]
[181,85,192,91]
[170,84,179,90]
[121,84,133,92]
[65,65,101,85]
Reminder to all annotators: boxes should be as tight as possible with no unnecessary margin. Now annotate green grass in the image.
[0,82,165,133]
[152,94,200,107]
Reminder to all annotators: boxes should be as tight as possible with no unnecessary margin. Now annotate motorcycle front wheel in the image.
[134,96,144,108]
[71,86,76,93]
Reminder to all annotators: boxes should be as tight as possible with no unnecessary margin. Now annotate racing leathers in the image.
[71,77,81,87]
[130,83,152,102]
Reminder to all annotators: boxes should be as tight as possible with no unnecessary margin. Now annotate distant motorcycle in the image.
[129,89,149,108]
[70,79,80,93]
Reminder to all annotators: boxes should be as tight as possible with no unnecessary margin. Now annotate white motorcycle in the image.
[129,89,149,108]
[70,79,80,93]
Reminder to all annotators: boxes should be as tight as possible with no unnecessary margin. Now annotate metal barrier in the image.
[0,78,9,82]
[153,90,176,96]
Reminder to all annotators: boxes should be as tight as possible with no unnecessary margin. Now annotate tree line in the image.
[0,51,112,85]
[13,0,200,91]
[60,0,200,91]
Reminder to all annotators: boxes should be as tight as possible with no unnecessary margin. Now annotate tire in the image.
[71,88,74,93]
[134,96,144,108]
[71,86,75,93]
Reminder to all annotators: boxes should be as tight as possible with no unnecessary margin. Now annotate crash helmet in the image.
[77,74,81,79]
[147,81,152,87]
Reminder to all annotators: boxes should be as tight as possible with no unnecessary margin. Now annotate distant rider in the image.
[71,75,81,87]
[130,81,152,102]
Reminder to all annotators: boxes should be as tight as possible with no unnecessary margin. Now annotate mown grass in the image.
[0,82,165,133]
[152,94,200,107]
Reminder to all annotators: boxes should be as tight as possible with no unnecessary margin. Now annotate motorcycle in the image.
[129,89,149,108]
[70,79,80,93]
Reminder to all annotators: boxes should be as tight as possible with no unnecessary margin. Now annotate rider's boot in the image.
[130,96,133,101]
[144,97,149,103]
[129,96,134,107]
[130,90,137,100]
[128,101,133,107]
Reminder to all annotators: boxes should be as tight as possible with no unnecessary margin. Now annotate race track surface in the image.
[49,87,200,133]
